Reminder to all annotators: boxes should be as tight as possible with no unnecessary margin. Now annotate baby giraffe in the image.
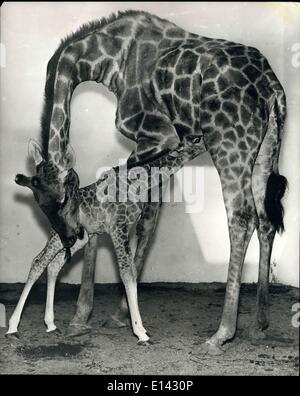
[7,135,205,343]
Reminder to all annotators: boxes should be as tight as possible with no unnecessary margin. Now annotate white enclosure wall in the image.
[0,2,299,286]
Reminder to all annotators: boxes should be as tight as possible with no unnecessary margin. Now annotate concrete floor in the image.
[0,283,299,375]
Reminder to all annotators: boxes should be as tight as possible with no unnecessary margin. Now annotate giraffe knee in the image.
[119,265,137,283]
[231,209,257,230]
[257,217,276,241]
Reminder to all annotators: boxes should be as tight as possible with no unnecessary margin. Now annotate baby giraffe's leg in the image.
[7,231,62,336]
[45,232,89,333]
[45,251,65,333]
[106,202,162,328]
[111,225,150,344]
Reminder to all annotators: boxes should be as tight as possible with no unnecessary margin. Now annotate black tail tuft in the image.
[264,172,288,233]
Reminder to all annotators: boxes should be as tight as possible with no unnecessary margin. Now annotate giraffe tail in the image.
[264,97,288,233]
[264,172,287,233]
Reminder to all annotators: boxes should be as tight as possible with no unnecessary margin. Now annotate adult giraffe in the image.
[14,10,287,354]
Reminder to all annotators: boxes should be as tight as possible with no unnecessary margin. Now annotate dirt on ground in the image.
[0,282,299,375]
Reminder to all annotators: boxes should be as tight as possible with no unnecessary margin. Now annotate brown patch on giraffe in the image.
[226,46,245,56]
[231,56,249,69]
[224,130,237,143]
[68,42,84,59]
[240,105,251,126]
[174,77,191,100]
[155,69,174,90]
[246,136,256,147]
[140,87,155,112]
[52,107,65,131]
[158,38,174,49]
[215,112,231,129]
[238,141,248,151]
[54,80,68,103]
[142,114,169,133]
[223,141,235,150]
[205,64,220,79]
[158,49,181,68]
[106,20,133,37]
[257,76,271,98]
[58,57,74,79]
[228,181,239,193]
[204,97,221,112]
[174,97,193,126]
[119,88,142,119]
[229,152,240,164]
[161,94,176,119]
[137,43,157,80]
[225,69,249,88]
[191,73,202,104]
[222,101,239,122]
[100,33,123,56]
[218,75,229,92]
[49,128,56,139]
[201,81,217,99]
[92,63,102,81]
[219,158,229,168]
[231,166,242,177]
[49,135,60,152]
[222,86,241,102]
[78,61,92,82]
[126,41,137,87]
[97,59,114,83]
[200,111,212,125]
[85,35,102,61]
[175,50,198,75]
[60,140,66,152]
[136,24,163,41]
[210,131,222,145]
[166,27,185,38]
[124,113,144,131]
[174,123,192,140]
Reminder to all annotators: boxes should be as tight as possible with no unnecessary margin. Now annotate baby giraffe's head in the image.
[15,139,82,249]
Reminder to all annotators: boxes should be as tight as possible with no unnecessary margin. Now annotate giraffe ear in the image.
[61,144,76,170]
[28,139,43,166]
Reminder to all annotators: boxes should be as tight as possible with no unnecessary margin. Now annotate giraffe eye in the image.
[31,177,41,188]
[192,137,201,144]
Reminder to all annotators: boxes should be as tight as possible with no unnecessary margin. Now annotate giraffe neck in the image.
[41,10,187,167]
[42,21,133,165]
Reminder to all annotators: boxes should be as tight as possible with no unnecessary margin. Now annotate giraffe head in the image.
[15,139,83,248]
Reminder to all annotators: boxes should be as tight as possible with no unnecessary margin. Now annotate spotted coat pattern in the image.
[15,10,287,351]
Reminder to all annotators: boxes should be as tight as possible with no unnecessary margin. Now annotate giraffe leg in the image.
[6,232,63,335]
[67,234,98,337]
[44,251,65,333]
[199,178,257,355]
[45,233,88,333]
[250,157,277,338]
[104,202,162,328]
[111,225,150,344]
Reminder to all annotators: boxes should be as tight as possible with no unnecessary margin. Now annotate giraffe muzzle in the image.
[15,174,31,187]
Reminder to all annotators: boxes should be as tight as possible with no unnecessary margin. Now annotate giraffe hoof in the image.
[47,327,62,335]
[137,339,153,347]
[196,340,224,356]
[5,331,20,340]
[66,324,91,338]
